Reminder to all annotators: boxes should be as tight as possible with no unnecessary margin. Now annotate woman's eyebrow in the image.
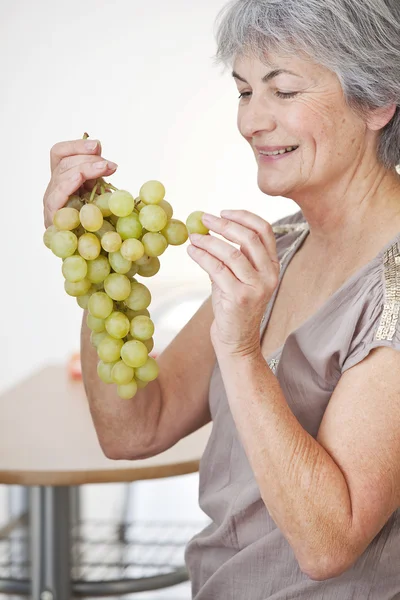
[232,69,302,83]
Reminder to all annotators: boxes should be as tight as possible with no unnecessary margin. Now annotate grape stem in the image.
[89,183,99,203]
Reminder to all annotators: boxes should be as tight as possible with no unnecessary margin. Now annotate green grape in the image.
[64,278,91,297]
[124,282,151,310]
[90,330,108,348]
[78,233,101,260]
[43,225,58,249]
[121,340,148,368]
[116,213,142,240]
[87,314,105,333]
[66,195,84,211]
[53,207,80,231]
[93,220,115,240]
[138,257,160,277]
[186,211,209,235]
[97,360,117,383]
[101,231,122,253]
[158,199,173,219]
[130,316,155,341]
[139,180,165,205]
[120,238,144,261]
[97,335,124,363]
[141,232,168,257]
[93,192,113,217]
[91,282,105,292]
[126,263,139,279]
[117,380,138,400]
[109,190,135,217]
[135,197,146,211]
[80,204,104,232]
[134,356,159,382]
[135,378,149,389]
[77,291,92,310]
[139,205,167,232]
[143,337,154,353]
[62,255,88,283]
[104,273,131,301]
[125,308,150,320]
[135,254,152,266]
[111,360,134,385]
[105,311,130,339]
[108,251,132,274]
[51,230,78,258]
[86,255,110,283]
[88,291,114,319]
[161,219,189,245]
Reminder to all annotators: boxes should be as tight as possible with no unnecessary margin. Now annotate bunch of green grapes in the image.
[44,144,209,400]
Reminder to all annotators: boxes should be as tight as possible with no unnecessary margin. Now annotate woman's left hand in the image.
[187,210,280,357]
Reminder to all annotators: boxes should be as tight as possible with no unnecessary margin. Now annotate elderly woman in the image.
[43,0,400,597]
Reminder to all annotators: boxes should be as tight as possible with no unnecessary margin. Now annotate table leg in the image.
[30,487,72,600]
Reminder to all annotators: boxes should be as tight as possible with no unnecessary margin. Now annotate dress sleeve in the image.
[341,244,400,373]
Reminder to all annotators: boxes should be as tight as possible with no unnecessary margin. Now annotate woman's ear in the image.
[367,103,398,131]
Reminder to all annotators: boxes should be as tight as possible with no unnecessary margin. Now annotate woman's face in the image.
[233,52,368,198]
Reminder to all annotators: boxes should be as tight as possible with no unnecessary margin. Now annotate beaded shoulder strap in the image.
[375,241,400,342]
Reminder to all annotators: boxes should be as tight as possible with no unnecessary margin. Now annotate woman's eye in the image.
[238,92,252,99]
[275,91,298,99]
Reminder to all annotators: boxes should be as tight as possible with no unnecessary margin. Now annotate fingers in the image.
[189,233,258,285]
[50,138,102,173]
[187,244,241,295]
[219,210,279,267]
[201,212,275,273]
[44,160,117,228]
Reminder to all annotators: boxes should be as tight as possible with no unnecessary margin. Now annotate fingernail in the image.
[108,161,118,169]
[85,140,99,151]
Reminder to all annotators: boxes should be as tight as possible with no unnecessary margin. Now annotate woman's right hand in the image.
[43,138,118,228]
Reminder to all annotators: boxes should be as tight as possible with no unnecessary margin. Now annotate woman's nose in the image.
[239,97,277,139]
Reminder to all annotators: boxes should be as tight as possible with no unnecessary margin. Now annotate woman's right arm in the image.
[81,296,215,460]
[44,138,215,461]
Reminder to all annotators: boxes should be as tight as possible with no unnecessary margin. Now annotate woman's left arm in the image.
[187,210,400,582]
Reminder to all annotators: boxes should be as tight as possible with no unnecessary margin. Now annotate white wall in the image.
[0,2,297,597]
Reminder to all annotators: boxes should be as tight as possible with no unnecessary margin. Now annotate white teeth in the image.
[259,146,298,156]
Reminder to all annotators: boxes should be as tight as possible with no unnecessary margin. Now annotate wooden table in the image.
[0,365,211,599]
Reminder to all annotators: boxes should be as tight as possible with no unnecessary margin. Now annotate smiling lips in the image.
[256,145,299,156]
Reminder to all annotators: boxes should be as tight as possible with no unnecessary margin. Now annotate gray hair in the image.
[214,0,400,170]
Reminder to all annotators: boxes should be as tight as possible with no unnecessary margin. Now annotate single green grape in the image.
[101,231,122,253]
[64,278,92,297]
[138,205,167,232]
[161,219,189,245]
[125,308,150,320]
[111,360,135,385]
[51,230,78,258]
[126,263,139,279]
[139,180,165,205]
[158,199,173,219]
[141,232,168,257]
[109,190,135,217]
[104,273,132,301]
[80,204,104,232]
[143,337,154,353]
[116,213,143,240]
[135,254,152,266]
[124,282,151,311]
[137,257,160,277]
[62,255,88,283]
[88,292,114,319]
[53,207,80,231]
[97,335,124,363]
[117,379,138,400]
[86,255,111,283]
[120,238,144,261]
[90,330,108,348]
[43,225,59,249]
[97,360,117,383]
[135,378,149,389]
[130,316,155,341]
[105,311,130,339]
[93,192,113,217]
[66,195,84,211]
[93,220,115,240]
[120,340,148,368]
[76,291,92,310]
[87,314,105,333]
[186,211,209,235]
[108,251,132,274]
[78,233,101,260]
[134,357,159,382]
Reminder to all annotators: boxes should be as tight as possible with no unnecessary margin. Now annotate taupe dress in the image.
[185,209,400,599]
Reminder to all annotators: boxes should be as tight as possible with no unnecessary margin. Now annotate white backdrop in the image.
[0,2,297,597]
